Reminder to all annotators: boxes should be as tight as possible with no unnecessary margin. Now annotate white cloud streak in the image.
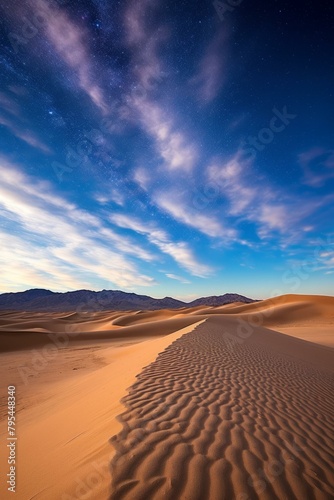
[132,98,199,172]
[0,112,51,153]
[124,0,199,173]
[299,148,334,187]
[95,189,125,207]
[155,191,237,239]
[207,153,323,240]
[190,29,228,104]
[34,0,109,114]
[110,213,213,277]
[166,273,190,284]
[0,160,156,291]
[133,167,151,191]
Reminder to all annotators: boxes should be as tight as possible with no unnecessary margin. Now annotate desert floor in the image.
[0,294,333,499]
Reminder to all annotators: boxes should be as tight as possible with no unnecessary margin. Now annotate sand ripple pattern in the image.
[110,319,334,500]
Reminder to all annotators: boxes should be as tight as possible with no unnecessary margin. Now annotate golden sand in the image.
[0,294,333,499]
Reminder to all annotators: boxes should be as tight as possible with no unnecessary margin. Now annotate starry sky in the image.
[0,0,333,300]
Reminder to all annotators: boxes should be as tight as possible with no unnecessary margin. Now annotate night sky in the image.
[0,0,333,300]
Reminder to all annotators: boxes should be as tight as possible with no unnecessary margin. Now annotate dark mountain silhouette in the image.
[188,293,255,307]
[0,289,256,312]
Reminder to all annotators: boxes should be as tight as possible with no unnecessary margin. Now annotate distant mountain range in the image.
[0,289,256,312]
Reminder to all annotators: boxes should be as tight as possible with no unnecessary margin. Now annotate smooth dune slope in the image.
[191,294,334,346]
[0,310,206,352]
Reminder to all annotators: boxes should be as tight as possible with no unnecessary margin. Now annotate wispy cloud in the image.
[133,167,151,191]
[124,0,198,173]
[0,112,51,153]
[207,153,317,240]
[299,148,334,187]
[110,213,213,277]
[34,0,109,114]
[125,0,167,89]
[190,28,228,104]
[208,157,257,215]
[166,273,190,284]
[0,160,156,291]
[95,189,125,207]
[0,88,52,153]
[317,250,334,272]
[0,91,21,116]
[132,99,199,172]
[0,230,92,293]
[155,191,237,239]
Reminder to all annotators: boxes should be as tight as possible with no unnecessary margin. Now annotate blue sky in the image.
[0,0,333,300]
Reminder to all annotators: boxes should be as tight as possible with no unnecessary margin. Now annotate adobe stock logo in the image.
[240,106,297,160]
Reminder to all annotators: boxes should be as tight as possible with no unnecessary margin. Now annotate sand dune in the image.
[0,320,205,499]
[214,294,334,323]
[110,317,334,499]
[188,294,334,347]
[0,294,333,499]
[0,310,205,352]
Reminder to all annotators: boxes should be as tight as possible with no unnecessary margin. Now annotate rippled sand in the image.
[0,294,333,499]
[110,317,334,499]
